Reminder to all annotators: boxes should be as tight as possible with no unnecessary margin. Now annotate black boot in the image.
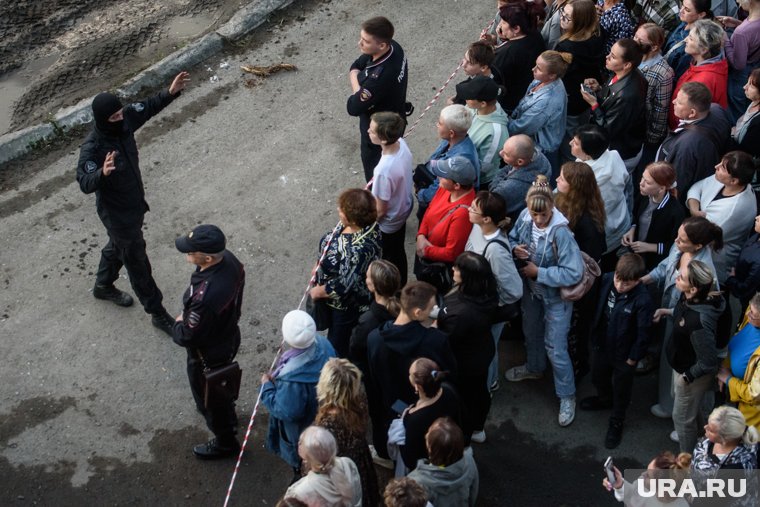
[192,437,240,460]
[151,310,174,337]
[605,419,624,449]
[93,284,134,307]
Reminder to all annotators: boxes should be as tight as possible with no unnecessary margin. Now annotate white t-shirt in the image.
[372,138,414,234]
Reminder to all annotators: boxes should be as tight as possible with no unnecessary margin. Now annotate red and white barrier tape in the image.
[222,14,497,507]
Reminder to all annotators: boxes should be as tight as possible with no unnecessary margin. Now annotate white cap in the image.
[282,310,317,349]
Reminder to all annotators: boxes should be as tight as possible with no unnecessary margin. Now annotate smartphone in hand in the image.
[604,456,616,485]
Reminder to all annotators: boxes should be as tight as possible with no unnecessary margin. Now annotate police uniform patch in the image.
[131,102,145,112]
[370,66,384,79]
[188,311,201,328]
[359,88,373,102]
[85,160,98,174]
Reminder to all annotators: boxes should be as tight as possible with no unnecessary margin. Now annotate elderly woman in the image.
[261,310,336,483]
[664,0,714,82]
[285,425,363,506]
[407,417,479,507]
[658,260,724,453]
[668,19,728,130]
[508,50,570,176]
[310,188,381,358]
[718,293,760,427]
[581,38,648,171]
[315,358,379,507]
[692,406,759,476]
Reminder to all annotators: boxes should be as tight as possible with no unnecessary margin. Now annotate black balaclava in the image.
[92,92,124,137]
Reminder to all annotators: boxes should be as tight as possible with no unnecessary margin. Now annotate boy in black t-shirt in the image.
[581,253,654,448]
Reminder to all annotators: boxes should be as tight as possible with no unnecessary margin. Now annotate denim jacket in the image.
[507,79,567,153]
[416,137,481,207]
[508,208,584,303]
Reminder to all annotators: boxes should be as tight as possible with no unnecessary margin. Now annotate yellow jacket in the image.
[724,311,760,428]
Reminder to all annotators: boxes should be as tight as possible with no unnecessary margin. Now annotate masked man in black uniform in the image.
[76,71,190,335]
[347,16,409,182]
[172,224,246,459]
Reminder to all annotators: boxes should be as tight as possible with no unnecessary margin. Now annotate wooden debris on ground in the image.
[240,63,297,77]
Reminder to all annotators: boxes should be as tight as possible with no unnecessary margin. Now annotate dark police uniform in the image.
[347,39,408,182]
[76,90,178,315]
[172,249,245,449]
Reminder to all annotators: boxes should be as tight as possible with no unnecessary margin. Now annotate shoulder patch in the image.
[359,88,373,102]
[188,311,201,328]
[131,102,145,112]
[85,160,98,174]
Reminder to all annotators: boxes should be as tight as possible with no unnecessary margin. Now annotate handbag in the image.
[550,226,601,302]
[413,256,454,294]
[305,293,332,331]
[202,361,242,409]
[412,163,436,190]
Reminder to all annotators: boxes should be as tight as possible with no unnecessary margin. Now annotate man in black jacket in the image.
[347,16,408,182]
[172,224,246,459]
[76,71,189,335]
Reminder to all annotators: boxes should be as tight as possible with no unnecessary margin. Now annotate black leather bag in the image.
[412,163,436,190]
[413,256,454,294]
[203,362,242,409]
[305,294,332,331]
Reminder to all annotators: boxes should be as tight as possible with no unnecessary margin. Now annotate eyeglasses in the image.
[560,8,571,22]
[468,205,483,215]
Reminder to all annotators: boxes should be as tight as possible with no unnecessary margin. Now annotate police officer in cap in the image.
[76,71,190,335]
[172,224,245,459]
[347,16,409,182]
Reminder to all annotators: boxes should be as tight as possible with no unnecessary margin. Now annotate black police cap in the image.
[175,224,226,254]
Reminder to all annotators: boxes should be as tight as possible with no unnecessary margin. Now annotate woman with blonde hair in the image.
[285,425,362,507]
[508,51,571,176]
[506,175,584,426]
[555,161,606,378]
[315,358,379,506]
[692,406,759,476]
[657,259,725,452]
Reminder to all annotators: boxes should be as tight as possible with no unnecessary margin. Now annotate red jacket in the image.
[417,187,475,263]
[668,58,728,130]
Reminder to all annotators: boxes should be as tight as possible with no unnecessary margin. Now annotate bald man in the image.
[489,135,553,222]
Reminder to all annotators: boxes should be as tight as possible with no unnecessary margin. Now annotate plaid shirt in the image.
[633,0,680,36]
[640,55,674,144]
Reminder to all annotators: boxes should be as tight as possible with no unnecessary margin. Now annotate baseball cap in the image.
[429,156,476,186]
[456,76,503,102]
[175,224,226,254]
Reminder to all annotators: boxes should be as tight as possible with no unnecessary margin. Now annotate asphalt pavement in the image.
[0,0,677,505]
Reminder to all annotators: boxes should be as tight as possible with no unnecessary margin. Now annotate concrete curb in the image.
[0,0,295,165]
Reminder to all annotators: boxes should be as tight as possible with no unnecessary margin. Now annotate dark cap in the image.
[429,156,476,186]
[455,76,503,102]
[175,224,226,254]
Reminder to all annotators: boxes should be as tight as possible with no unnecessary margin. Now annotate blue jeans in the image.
[522,291,576,398]
[487,321,506,388]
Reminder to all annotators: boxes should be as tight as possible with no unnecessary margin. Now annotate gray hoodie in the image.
[407,449,479,507]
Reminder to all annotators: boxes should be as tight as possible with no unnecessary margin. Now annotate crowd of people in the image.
[271,1,760,504]
[75,0,760,505]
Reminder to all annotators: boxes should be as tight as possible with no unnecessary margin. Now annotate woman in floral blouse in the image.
[597,0,636,54]
[311,188,381,358]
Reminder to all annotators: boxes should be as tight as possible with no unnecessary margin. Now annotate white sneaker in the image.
[559,397,576,427]
[505,364,544,382]
[650,404,671,419]
[471,430,486,443]
[369,444,394,469]
[669,430,679,443]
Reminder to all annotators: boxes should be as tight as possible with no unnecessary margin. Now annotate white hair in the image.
[440,104,473,134]
[709,406,760,446]
[299,426,354,503]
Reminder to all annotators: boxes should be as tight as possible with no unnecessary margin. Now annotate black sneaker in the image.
[580,396,613,411]
[605,420,623,449]
[192,438,240,460]
[93,284,134,307]
[151,310,174,337]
